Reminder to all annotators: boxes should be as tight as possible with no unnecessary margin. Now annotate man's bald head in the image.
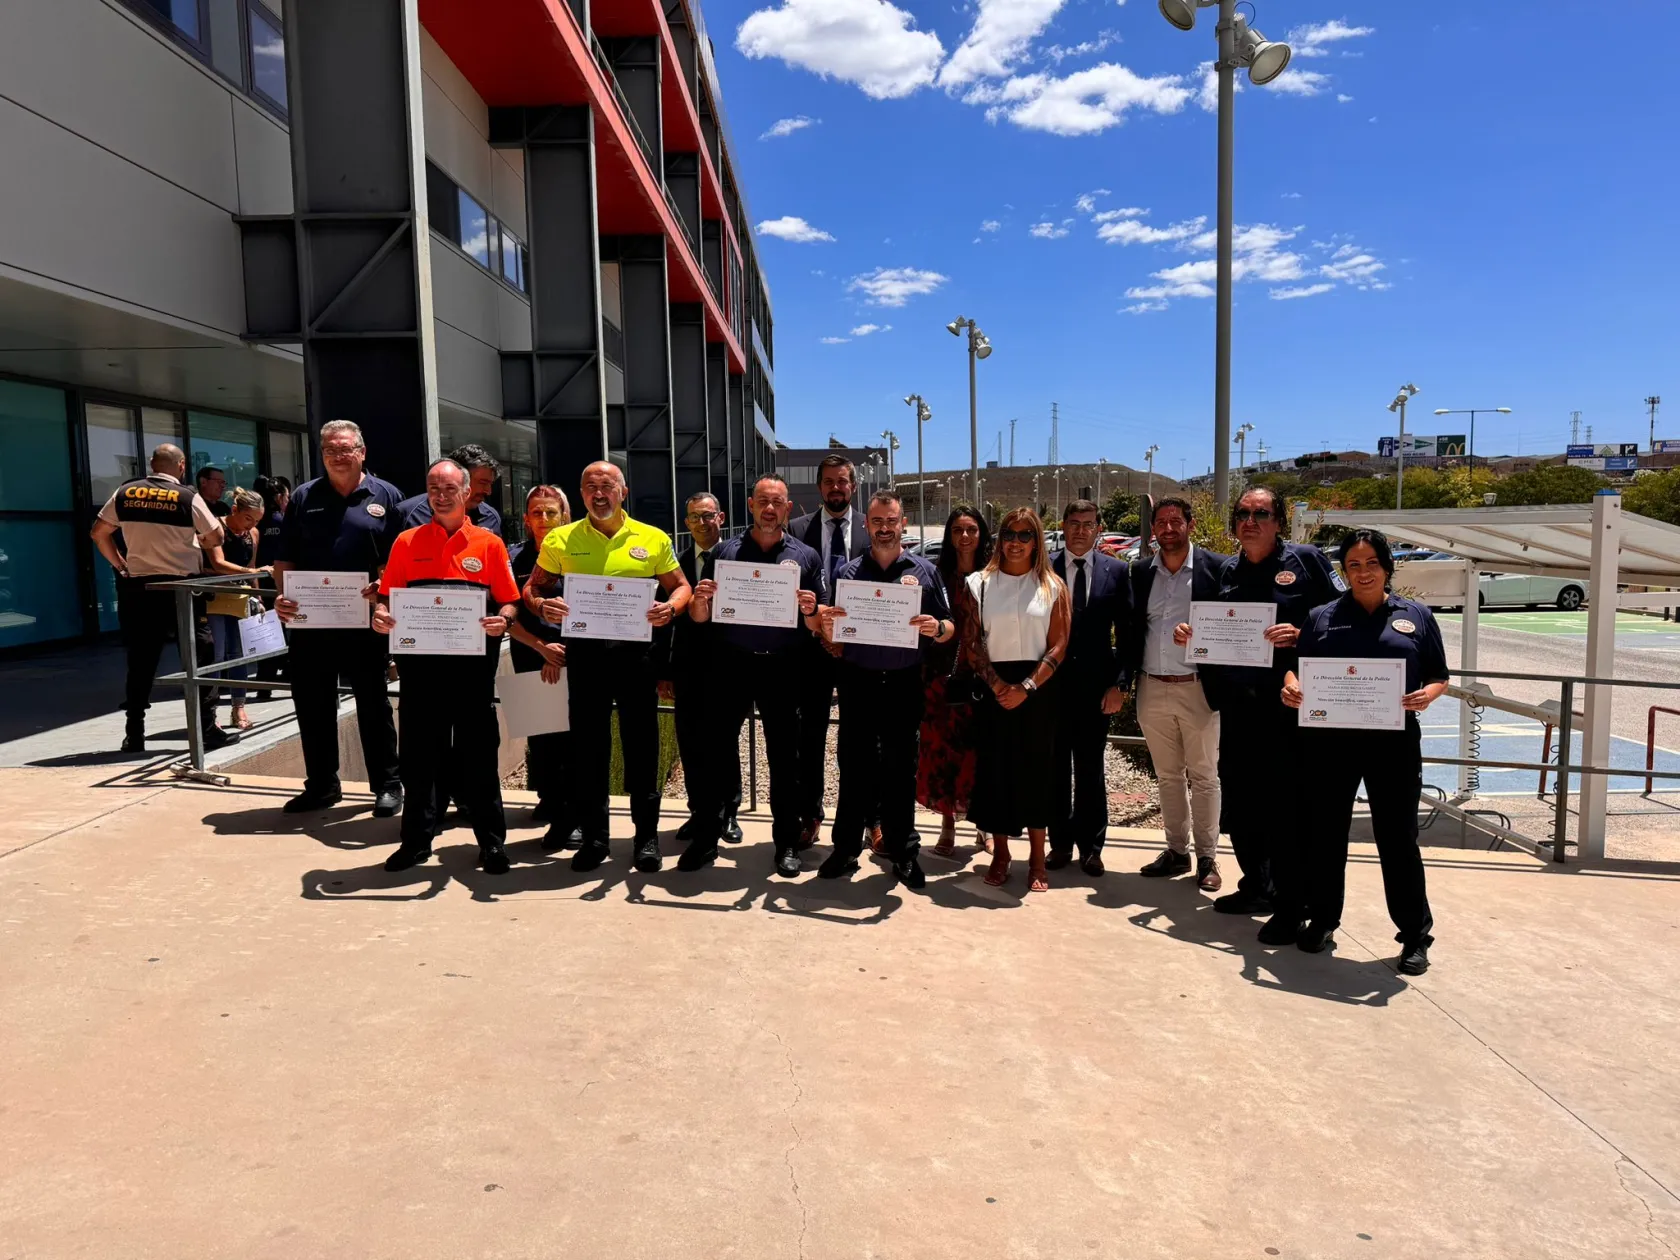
[580,460,628,524]
[150,444,186,476]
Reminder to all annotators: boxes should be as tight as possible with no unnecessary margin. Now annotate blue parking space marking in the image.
[1438,612,1680,652]
[1416,696,1680,796]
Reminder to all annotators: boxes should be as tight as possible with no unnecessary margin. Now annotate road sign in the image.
[1379,434,1438,457]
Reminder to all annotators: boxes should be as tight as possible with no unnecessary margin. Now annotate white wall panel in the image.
[231,98,293,215]
[419,30,493,205]
[433,320,503,419]
[499,288,532,355]
[429,238,501,349]
[493,151,527,241]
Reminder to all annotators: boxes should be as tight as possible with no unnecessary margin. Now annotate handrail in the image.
[1646,707,1680,795]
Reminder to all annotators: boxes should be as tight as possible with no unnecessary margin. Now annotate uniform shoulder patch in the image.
[365,503,386,518]
[462,557,483,573]
[900,574,920,586]
[1392,618,1417,634]
[1275,570,1297,586]
[629,545,649,560]
[779,559,800,568]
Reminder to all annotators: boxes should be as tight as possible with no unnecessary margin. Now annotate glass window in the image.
[268,428,307,488]
[130,0,202,43]
[0,382,72,512]
[487,217,501,275]
[501,230,525,291]
[142,407,185,463]
[0,519,84,649]
[458,190,490,267]
[86,404,141,509]
[247,3,286,110]
[187,412,260,502]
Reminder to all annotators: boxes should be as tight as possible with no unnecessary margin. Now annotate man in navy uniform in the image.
[397,443,504,535]
[1048,499,1129,876]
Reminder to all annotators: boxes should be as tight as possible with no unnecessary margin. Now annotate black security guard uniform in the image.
[826,550,951,875]
[686,532,826,873]
[1201,539,1342,924]
[665,541,741,847]
[1296,592,1444,951]
[276,472,405,807]
[509,537,575,845]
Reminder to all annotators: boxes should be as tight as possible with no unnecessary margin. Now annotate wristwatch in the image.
[1021,678,1038,693]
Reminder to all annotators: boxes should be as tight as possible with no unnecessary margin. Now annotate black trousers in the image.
[287,627,400,798]
[567,639,661,844]
[1301,724,1435,947]
[795,644,841,822]
[117,575,215,733]
[397,659,505,849]
[1050,677,1112,859]
[1217,693,1304,918]
[673,666,739,830]
[831,663,924,862]
[526,726,575,828]
[707,648,801,849]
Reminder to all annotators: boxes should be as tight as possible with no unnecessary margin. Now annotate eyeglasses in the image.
[1232,508,1275,523]
[999,528,1035,543]
[688,511,723,522]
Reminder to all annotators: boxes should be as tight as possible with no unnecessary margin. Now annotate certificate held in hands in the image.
[1299,657,1405,731]
[713,559,799,628]
[832,578,919,649]
[284,570,370,629]
[564,574,656,642]
[1187,601,1276,667]
[390,588,487,656]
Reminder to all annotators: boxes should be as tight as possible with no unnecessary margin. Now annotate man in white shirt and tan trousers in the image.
[1123,497,1228,890]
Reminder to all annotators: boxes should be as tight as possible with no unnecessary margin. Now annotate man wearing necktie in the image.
[665,493,741,846]
[1049,499,1130,875]
[787,454,873,847]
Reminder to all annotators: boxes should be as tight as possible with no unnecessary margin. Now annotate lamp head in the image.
[1235,18,1291,86]
[1496,407,1513,414]
[973,333,993,360]
[903,395,914,407]
[1434,409,1450,416]
[946,319,964,336]
[1158,0,1199,31]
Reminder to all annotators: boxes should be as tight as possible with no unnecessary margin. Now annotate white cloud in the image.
[820,336,851,344]
[1044,32,1117,64]
[1261,68,1332,97]
[1030,221,1070,238]
[1122,300,1166,314]
[736,0,944,99]
[760,115,819,139]
[939,0,1068,88]
[979,62,1190,135]
[1074,189,1110,214]
[850,322,893,335]
[1270,283,1334,301]
[1092,206,1147,222]
[756,215,835,242]
[1097,214,1205,245]
[980,219,1002,232]
[848,266,948,306]
[1280,191,1302,199]
[1195,60,1236,113]
[1288,19,1375,58]
[1336,93,1353,103]
[1318,242,1387,287]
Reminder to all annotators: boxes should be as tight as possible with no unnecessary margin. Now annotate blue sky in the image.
[701,0,1678,477]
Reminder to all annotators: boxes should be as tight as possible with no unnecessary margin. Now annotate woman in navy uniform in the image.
[1281,528,1447,975]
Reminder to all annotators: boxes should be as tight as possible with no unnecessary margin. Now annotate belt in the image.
[1145,672,1198,684]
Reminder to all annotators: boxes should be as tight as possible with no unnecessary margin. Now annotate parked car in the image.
[1098,534,1138,558]
[1396,554,1589,611]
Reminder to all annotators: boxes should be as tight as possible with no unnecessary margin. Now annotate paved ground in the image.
[3,765,1679,1259]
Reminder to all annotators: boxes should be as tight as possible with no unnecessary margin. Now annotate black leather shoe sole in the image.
[120,736,146,753]
[1044,851,1074,871]
[633,841,662,874]
[774,851,802,878]
[677,844,719,872]
[540,827,580,852]
[1397,948,1430,976]
[571,842,610,872]
[894,861,926,889]
[384,846,432,872]
[1257,917,1305,946]
[284,792,343,814]
[1297,928,1335,954]
[1081,855,1106,877]
[480,847,511,875]
[372,792,403,819]
[817,856,858,880]
[726,822,744,844]
[202,727,236,751]
[1140,853,1192,878]
[1212,892,1272,915]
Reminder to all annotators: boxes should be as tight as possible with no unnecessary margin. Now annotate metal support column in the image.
[1212,0,1237,518]
[670,302,710,512]
[706,343,730,509]
[609,237,678,535]
[1458,559,1480,796]
[727,372,748,523]
[1578,490,1622,859]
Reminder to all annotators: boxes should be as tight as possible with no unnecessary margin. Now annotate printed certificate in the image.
[832,578,920,649]
[713,559,799,629]
[498,667,569,737]
[284,570,370,629]
[1299,657,1406,731]
[563,574,656,642]
[389,588,486,656]
[1187,601,1276,667]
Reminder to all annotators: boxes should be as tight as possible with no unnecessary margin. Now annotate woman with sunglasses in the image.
[1281,528,1445,975]
[962,508,1072,891]
[917,507,992,857]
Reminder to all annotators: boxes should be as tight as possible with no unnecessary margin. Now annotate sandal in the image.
[231,705,253,730]
[868,824,885,854]
[1028,867,1050,893]
[931,843,957,858]
[984,855,1011,887]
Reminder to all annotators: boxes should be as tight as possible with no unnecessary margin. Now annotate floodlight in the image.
[1496,407,1513,414]
[974,333,993,360]
[946,319,964,336]
[1434,409,1450,415]
[1234,19,1291,85]
[1159,0,1199,31]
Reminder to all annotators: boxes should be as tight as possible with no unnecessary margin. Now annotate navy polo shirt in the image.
[834,550,950,671]
[1298,592,1449,695]
[277,474,406,578]
[1204,540,1344,702]
[712,532,825,654]
[397,492,503,537]
[508,539,564,673]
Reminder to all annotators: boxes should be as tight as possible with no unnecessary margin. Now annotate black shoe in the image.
[284,789,342,814]
[1081,853,1106,877]
[372,787,403,818]
[676,818,699,844]
[677,840,719,872]
[384,842,432,872]
[725,820,744,844]
[120,732,146,753]
[1140,849,1193,878]
[540,824,580,852]
[1297,922,1336,954]
[1257,915,1305,946]
[817,852,858,880]
[1044,849,1075,871]
[571,839,609,872]
[202,725,236,751]
[530,801,554,825]
[1397,943,1431,976]
[775,847,802,878]
[633,834,662,873]
[1213,889,1273,916]
[480,844,511,875]
[893,857,927,889]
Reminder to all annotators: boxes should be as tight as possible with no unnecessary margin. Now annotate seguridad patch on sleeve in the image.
[779,559,799,568]
[1274,570,1297,586]
[900,574,920,586]
[365,503,386,518]
[1392,618,1417,634]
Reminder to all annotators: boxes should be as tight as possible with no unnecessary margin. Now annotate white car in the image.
[1396,555,1589,611]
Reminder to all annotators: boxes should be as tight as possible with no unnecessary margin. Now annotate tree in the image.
[1494,465,1606,506]
[1622,469,1680,525]
[1100,489,1142,534]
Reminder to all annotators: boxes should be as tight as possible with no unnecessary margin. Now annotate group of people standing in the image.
[96,427,1447,977]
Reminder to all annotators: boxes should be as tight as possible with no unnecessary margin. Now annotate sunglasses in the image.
[999,528,1036,543]
[1232,508,1275,523]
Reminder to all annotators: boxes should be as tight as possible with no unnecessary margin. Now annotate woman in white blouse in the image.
[962,507,1071,891]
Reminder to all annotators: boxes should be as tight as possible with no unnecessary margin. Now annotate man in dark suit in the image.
[664,491,742,845]
[786,453,872,847]
[1048,499,1130,875]
[1120,496,1229,892]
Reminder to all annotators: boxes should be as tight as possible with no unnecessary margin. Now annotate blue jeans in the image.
[209,614,247,703]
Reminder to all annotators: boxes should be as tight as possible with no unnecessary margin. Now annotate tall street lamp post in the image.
[1145,443,1160,501]
[904,394,932,544]
[1158,0,1293,517]
[1235,422,1253,499]
[946,315,993,507]
[1434,406,1512,477]
[1388,384,1419,509]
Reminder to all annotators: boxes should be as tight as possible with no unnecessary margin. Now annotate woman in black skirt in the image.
[962,507,1071,891]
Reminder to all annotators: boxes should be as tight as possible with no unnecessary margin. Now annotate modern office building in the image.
[0,0,775,652]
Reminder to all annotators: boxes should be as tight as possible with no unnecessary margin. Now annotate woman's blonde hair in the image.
[229,487,264,515]
[982,506,1059,598]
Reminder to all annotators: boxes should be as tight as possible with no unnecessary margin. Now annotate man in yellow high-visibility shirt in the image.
[523,461,691,873]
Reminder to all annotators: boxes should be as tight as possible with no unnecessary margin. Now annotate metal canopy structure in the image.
[1301,492,1678,860]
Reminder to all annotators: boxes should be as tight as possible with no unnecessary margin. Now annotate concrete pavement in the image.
[1,765,1678,1258]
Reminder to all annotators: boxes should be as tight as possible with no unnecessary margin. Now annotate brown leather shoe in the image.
[1196,857,1223,892]
[1080,853,1105,877]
